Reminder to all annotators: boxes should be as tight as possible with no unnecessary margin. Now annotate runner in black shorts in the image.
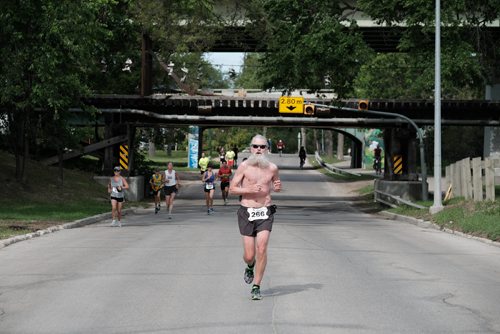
[163,185,177,196]
[229,134,281,301]
[202,164,216,214]
[217,160,232,205]
[163,162,181,219]
[237,205,276,237]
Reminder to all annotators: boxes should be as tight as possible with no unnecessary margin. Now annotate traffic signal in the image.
[304,103,316,115]
[358,99,369,111]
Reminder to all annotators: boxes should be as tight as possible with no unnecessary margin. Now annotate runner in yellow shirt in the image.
[149,168,164,214]
[198,152,210,175]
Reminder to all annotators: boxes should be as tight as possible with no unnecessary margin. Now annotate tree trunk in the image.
[313,129,319,153]
[166,142,172,157]
[57,142,64,185]
[326,130,334,159]
[148,139,155,157]
[337,133,344,160]
[301,127,306,149]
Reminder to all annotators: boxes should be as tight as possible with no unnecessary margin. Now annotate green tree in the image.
[234,53,265,89]
[0,0,118,182]
[88,0,141,95]
[131,0,234,93]
[357,0,499,94]
[244,0,373,96]
[354,0,498,170]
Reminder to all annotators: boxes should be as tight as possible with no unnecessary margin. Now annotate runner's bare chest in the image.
[243,166,273,185]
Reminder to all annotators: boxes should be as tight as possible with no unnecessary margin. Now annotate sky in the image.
[203,52,245,74]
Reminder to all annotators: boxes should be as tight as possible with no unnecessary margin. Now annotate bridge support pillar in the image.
[383,128,419,181]
[350,141,362,168]
[484,84,500,159]
[103,114,128,175]
[376,128,427,201]
[198,127,205,162]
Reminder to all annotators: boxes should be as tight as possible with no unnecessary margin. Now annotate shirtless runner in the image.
[229,134,281,300]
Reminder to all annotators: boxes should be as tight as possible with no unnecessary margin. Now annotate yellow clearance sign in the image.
[279,96,304,114]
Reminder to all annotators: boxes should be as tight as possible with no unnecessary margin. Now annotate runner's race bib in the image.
[205,183,214,190]
[247,207,269,221]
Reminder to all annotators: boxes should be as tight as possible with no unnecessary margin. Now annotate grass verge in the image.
[0,151,114,240]
[388,196,500,242]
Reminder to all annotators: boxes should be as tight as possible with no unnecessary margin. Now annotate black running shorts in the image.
[237,206,274,237]
[110,196,124,203]
[163,185,178,196]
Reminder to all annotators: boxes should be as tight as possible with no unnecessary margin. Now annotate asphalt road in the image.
[1,154,500,333]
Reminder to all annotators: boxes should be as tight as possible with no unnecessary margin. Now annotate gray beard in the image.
[246,153,270,168]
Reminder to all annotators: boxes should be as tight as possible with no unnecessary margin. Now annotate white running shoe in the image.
[110,220,117,227]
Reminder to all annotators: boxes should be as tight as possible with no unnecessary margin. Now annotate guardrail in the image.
[314,152,361,177]
[374,190,426,209]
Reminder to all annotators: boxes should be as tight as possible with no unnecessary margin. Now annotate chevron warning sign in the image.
[119,144,129,170]
[392,154,403,175]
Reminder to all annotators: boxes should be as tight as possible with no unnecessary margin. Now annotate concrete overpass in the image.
[81,94,500,128]
[66,94,500,197]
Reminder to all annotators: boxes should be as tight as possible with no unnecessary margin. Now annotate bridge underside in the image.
[80,95,500,128]
[73,94,500,188]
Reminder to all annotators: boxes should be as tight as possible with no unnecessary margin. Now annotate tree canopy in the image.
[243,0,372,96]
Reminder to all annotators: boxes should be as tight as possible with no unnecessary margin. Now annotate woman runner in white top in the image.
[164,162,181,219]
[108,166,129,227]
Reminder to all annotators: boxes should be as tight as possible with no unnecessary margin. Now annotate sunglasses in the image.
[252,144,267,149]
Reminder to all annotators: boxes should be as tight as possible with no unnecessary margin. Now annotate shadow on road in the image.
[264,283,323,297]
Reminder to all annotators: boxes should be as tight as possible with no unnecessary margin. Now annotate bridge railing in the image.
[445,157,500,201]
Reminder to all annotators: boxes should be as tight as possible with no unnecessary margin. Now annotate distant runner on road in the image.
[276,139,285,156]
[149,168,164,214]
[108,166,129,227]
[198,152,210,175]
[217,160,232,205]
[202,164,216,215]
[164,162,180,219]
[229,134,281,300]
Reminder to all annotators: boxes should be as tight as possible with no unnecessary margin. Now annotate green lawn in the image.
[0,151,114,239]
[143,150,200,171]
[387,196,500,242]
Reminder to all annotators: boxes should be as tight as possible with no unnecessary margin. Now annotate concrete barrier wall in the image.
[93,176,144,202]
[374,179,426,201]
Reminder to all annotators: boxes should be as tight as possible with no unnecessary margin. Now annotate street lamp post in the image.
[430,0,444,213]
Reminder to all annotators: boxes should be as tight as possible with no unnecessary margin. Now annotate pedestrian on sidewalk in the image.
[108,166,129,227]
[229,134,281,300]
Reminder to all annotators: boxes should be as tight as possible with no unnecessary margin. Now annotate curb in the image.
[0,208,134,250]
[379,211,500,248]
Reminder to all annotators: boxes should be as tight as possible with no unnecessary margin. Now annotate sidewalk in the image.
[331,158,448,194]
